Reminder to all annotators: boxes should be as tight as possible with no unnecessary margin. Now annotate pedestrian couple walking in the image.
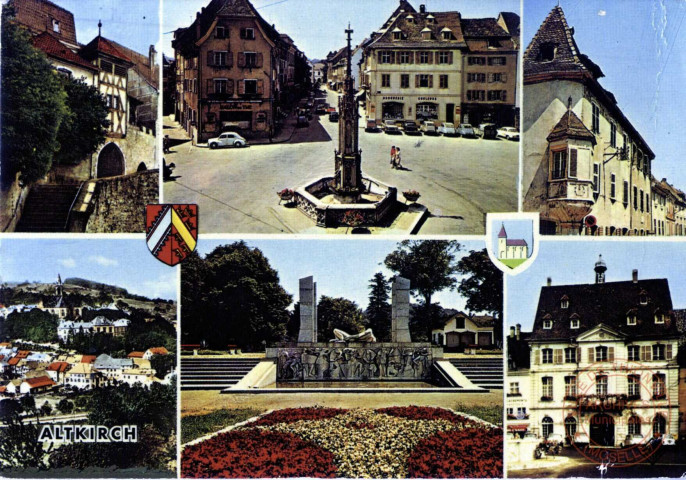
[390,145,402,169]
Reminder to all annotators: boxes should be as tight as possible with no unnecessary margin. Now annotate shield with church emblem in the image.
[486,213,539,275]
[146,204,198,266]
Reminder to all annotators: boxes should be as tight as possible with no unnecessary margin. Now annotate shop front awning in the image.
[507,424,529,432]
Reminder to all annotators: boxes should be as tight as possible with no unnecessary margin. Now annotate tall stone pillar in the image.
[391,277,411,343]
[297,276,317,343]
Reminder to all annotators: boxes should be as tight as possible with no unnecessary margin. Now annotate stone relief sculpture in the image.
[330,328,377,343]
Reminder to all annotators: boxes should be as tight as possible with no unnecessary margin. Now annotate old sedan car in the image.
[438,122,457,136]
[402,120,420,135]
[497,126,520,141]
[208,132,248,149]
[328,111,340,122]
[420,120,437,135]
[479,123,498,139]
[457,123,476,137]
[383,119,401,134]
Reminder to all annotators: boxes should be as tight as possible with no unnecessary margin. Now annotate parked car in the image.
[383,119,400,134]
[497,126,520,141]
[402,120,420,135]
[457,123,476,137]
[479,123,498,139]
[438,122,457,136]
[622,434,648,447]
[297,115,310,127]
[315,104,327,115]
[661,433,676,446]
[365,119,379,132]
[329,111,340,122]
[208,132,248,149]
[573,431,590,445]
[420,121,437,135]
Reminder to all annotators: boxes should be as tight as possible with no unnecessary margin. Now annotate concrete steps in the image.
[16,184,80,232]
[180,358,261,390]
[449,358,503,389]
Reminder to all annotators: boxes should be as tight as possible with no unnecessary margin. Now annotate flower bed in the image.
[408,428,503,478]
[252,407,348,426]
[182,406,502,479]
[181,430,337,478]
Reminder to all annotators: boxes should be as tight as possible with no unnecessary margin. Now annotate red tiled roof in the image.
[82,35,132,63]
[80,355,96,364]
[47,361,70,373]
[0,386,6,393]
[16,350,31,358]
[147,347,169,355]
[24,376,56,388]
[127,351,145,358]
[8,357,21,366]
[32,32,98,71]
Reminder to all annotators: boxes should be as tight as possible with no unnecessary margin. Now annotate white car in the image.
[661,433,676,446]
[438,122,457,136]
[208,132,248,149]
[497,126,520,141]
[421,121,437,135]
[573,431,589,444]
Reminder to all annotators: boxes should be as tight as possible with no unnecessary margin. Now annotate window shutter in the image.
[448,51,453,64]
[569,149,578,177]
[257,79,264,96]
[415,75,420,88]
[554,349,563,364]
[502,73,508,82]
[227,52,233,67]
[488,73,494,83]
[415,51,421,64]
[378,51,383,62]
[588,348,594,363]
[207,51,214,67]
[428,75,433,88]
[409,51,414,64]
[534,349,540,365]
[502,91,507,102]
[576,347,581,363]
[390,51,395,64]
[608,347,615,362]
[238,52,246,67]
[666,344,672,359]
[428,51,434,64]
[238,80,246,95]
[256,53,264,68]
[641,345,649,361]
[206,79,214,95]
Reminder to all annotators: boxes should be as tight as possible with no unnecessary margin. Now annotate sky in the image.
[0,238,177,301]
[525,0,686,188]
[40,0,160,55]
[506,239,686,331]
[196,239,487,312]
[163,0,520,58]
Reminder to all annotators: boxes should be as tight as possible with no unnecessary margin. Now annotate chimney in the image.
[148,45,156,68]
[509,326,515,338]
[420,4,426,13]
[516,324,521,340]
[546,277,552,287]
[632,269,638,283]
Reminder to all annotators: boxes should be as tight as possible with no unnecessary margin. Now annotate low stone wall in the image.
[268,343,441,382]
[81,169,159,233]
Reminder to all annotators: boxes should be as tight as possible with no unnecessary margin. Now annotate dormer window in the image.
[639,290,648,305]
[570,314,579,329]
[543,315,553,329]
[560,295,569,309]
[392,28,403,41]
[655,314,665,324]
[421,27,432,40]
[52,19,60,33]
[406,15,414,24]
[441,28,452,40]
[426,14,435,24]
[539,42,557,62]
[627,315,637,325]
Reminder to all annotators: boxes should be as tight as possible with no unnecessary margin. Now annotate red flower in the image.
[181,430,337,478]
[377,406,477,425]
[252,407,348,426]
[407,428,503,478]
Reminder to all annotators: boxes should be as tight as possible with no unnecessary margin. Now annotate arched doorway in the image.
[590,413,614,446]
[97,143,125,178]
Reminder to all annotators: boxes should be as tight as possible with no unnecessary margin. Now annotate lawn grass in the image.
[500,258,527,269]
[454,402,503,427]
[181,408,263,444]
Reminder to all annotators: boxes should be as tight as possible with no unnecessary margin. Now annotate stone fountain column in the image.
[391,276,411,343]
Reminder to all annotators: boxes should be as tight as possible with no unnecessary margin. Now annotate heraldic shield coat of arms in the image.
[146,204,198,266]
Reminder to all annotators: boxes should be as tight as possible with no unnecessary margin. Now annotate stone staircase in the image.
[449,357,503,389]
[15,184,81,232]
[180,358,261,390]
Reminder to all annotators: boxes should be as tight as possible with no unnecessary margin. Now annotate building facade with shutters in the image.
[172,0,308,143]
[525,260,680,446]
[523,6,654,236]
[360,1,518,126]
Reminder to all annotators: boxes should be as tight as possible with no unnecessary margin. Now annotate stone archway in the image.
[590,413,615,447]
[96,142,125,178]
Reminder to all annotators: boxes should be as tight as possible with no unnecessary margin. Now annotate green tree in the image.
[1,309,59,343]
[181,242,292,350]
[19,395,35,415]
[456,249,504,343]
[317,296,365,342]
[384,240,462,338]
[53,77,109,166]
[150,354,176,379]
[0,416,46,468]
[56,399,74,414]
[1,5,67,185]
[39,401,52,417]
[366,272,391,342]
